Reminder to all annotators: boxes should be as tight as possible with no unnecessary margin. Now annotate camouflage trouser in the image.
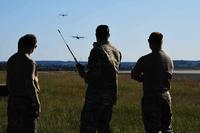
[6,99,37,133]
[142,91,174,133]
[80,87,115,133]
[80,102,113,133]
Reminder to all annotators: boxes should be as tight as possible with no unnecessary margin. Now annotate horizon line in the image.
[1,59,200,62]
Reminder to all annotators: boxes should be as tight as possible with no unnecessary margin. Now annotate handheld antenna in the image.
[58,29,78,64]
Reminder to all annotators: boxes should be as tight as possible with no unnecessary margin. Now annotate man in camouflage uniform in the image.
[131,32,174,133]
[6,34,40,133]
[77,25,121,133]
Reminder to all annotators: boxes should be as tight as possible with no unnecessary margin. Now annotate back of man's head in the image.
[96,25,110,40]
[18,34,37,52]
[148,32,163,51]
[149,32,163,44]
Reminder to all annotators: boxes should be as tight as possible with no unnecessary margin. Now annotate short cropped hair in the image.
[96,25,110,39]
[148,32,163,44]
[18,34,37,51]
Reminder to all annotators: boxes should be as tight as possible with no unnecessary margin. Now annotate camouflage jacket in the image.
[84,41,121,103]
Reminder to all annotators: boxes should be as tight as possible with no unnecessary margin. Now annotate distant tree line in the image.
[36,64,77,71]
[1,60,200,71]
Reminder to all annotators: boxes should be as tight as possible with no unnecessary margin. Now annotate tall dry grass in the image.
[0,71,199,133]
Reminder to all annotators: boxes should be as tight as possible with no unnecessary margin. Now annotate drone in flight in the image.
[72,35,85,39]
[59,14,68,17]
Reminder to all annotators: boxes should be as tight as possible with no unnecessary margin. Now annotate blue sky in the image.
[0,0,200,62]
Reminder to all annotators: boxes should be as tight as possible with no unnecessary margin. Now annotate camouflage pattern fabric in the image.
[142,92,173,133]
[80,41,121,133]
[80,91,113,133]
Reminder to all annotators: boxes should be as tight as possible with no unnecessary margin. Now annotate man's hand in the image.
[132,71,144,82]
[76,63,86,78]
[76,63,84,71]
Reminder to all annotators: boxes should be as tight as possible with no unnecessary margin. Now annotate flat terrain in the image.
[121,70,200,80]
[0,71,200,133]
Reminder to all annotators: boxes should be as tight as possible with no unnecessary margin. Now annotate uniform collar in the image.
[93,41,109,47]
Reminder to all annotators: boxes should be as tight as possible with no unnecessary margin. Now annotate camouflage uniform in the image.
[132,50,174,133]
[80,41,121,133]
[6,52,40,133]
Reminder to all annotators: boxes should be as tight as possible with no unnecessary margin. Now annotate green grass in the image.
[0,71,200,133]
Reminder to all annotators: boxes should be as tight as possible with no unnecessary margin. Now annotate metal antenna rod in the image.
[58,29,78,64]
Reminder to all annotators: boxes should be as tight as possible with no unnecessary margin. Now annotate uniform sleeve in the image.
[86,48,105,82]
[170,59,174,75]
[131,57,144,82]
[34,65,40,92]
[114,50,122,72]
[166,58,174,82]
[24,60,40,104]
[24,60,35,81]
[119,52,122,61]
[165,56,173,79]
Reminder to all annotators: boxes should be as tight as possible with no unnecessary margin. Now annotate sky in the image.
[0,0,200,62]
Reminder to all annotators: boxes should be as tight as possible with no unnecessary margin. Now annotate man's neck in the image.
[97,40,108,45]
[18,50,31,56]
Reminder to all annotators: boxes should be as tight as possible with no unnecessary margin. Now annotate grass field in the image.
[0,71,200,133]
